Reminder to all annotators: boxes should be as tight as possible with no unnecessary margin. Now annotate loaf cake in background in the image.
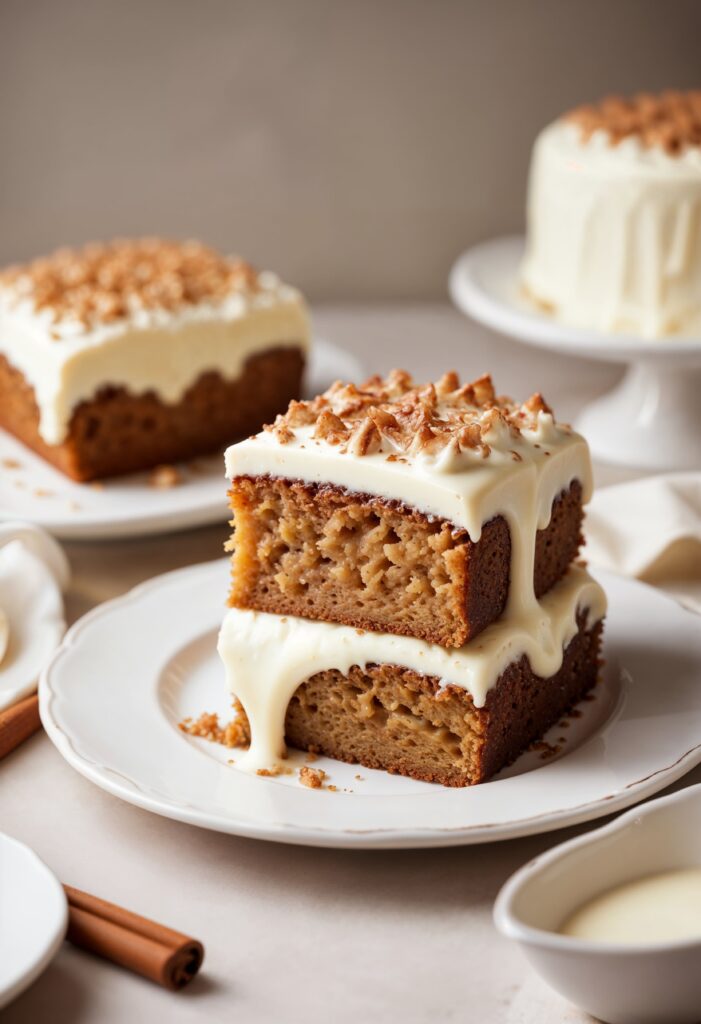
[522,90,701,338]
[0,239,310,481]
[217,370,606,787]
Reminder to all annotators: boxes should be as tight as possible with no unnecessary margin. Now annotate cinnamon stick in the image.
[63,885,204,990]
[0,694,41,760]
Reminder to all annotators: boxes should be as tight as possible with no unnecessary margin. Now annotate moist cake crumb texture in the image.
[228,474,583,648]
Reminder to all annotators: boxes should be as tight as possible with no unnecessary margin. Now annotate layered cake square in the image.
[0,239,310,480]
[218,370,606,787]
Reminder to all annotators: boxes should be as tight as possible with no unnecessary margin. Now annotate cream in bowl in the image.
[561,867,701,946]
[494,783,701,1024]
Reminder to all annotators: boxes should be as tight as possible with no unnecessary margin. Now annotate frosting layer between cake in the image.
[218,566,606,772]
[522,118,701,338]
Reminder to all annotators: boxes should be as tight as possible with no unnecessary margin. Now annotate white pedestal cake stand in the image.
[449,236,701,471]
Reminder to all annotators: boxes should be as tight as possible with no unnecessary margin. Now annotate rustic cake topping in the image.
[0,239,261,331]
[566,90,701,154]
[265,370,559,461]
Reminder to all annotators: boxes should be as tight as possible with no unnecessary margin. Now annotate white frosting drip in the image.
[0,273,310,444]
[218,567,606,772]
[522,120,701,338]
[221,406,599,773]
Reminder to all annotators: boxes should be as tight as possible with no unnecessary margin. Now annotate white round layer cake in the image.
[522,91,701,339]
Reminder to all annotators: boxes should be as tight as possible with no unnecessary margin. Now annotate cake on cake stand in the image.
[450,236,701,471]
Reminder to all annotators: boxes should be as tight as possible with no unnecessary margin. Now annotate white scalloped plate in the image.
[39,560,701,849]
[0,339,363,540]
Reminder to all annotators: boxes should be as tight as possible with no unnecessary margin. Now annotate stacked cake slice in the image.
[218,370,606,787]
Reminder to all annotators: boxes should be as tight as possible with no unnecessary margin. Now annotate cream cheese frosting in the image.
[522,116,701,338]
[0,241,310,445]
[220,371,600,774]
[218,567,606,772]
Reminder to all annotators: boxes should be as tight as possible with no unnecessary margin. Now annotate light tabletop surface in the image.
[2,304,698,1024]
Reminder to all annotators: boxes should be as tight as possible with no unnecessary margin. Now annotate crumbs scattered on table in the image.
[186,458,216,476]
[1,458,22,470]
[257,764,293,778]
[149,464,183,489]
[531,739,563,760]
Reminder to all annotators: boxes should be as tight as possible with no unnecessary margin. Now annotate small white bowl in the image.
[494,783,701,1024]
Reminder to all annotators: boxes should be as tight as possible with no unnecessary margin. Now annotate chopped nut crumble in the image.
[567,90,701,154]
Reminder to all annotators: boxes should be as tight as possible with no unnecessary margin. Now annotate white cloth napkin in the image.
[584,473,701,614]
[0,522,69,710]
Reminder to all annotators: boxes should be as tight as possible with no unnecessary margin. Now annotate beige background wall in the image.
[1,0,699,299]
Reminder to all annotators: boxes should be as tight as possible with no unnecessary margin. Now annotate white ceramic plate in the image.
[0,833,67,1010]
[40,560,701,849]
[0,523,67,712]
[0,339,363,540]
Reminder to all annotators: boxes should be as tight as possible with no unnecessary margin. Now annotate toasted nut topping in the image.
[567,90,701,154]
[264,370,560,460]
[0,238,261,332]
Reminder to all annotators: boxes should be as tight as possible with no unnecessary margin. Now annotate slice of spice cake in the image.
[0,239,310,481]
[224,370,590,648]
